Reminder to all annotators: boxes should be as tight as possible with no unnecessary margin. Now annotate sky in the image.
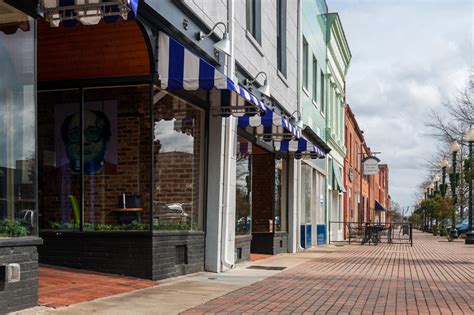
[329,0,473,211]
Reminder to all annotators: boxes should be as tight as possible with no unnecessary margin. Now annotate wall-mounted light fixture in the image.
[196,21,231,56]
[245,71,271,97]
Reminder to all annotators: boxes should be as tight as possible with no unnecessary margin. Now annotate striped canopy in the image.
[275,138,325,157]
[158,32,267,116]
[237,108,300,139]
[157,32,325,159]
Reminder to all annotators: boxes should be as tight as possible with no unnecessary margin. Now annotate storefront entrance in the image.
[234,135,288,257]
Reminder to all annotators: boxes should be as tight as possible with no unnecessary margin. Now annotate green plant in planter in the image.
[432,225,438,236]
[153,222,197,231]
[0,219,29,237]
[459,233,466,239]
[447,235,454,242]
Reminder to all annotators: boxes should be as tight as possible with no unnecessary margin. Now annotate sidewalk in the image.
[14,246,339,315]
[185,231,474,315]
[14,231,474,315]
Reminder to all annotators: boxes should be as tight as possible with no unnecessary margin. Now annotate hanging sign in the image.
[363,156,380,175]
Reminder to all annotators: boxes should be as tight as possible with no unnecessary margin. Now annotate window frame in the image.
[246,0,261,44]
[302,37,309,91]
[312,55,318,104]
[276,0,287,77]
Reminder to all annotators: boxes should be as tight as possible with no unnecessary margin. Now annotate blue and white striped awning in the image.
[157,32,325,159]
[274,138,326,159]
[41,0,138,27]
[238,110,325,158]
[158,32,267,116]
[237,108,300,139]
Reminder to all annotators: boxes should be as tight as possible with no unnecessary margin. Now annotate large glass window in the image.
[236,137,252,235]
[153,94,204,231]
[0,4,36,238]
[38,90,80,231]
[38,86,152,231]
[83,87,151,231]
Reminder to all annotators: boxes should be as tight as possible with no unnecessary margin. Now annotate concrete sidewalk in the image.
[14,246,340,315]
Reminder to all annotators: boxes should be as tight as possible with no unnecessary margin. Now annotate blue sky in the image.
[329,0,473,210]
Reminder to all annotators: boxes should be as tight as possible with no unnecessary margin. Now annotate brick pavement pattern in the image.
[39,265,156,308]
[183,231,474,314]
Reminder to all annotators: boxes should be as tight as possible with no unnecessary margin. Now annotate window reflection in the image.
[236,137,252,235]
[153,94,204,231]
[0,2,35,237]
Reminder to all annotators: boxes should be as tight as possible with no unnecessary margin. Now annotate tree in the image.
[425,71,473,219]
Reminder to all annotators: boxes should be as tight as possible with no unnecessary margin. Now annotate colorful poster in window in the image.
[54,101,118,175]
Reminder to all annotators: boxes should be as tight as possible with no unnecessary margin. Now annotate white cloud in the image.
[329,0,473,208]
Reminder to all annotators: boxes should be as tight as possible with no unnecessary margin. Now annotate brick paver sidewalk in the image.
[183,231,474,314]
[39,265,156,308]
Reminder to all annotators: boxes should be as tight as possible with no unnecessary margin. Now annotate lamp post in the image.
[440,160,449,198]
[449,140,460,239]
[465,127,474,244]
[428,182,434,231]
[433,174,440,227]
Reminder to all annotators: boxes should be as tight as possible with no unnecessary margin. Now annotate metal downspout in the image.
[221,0,235,270]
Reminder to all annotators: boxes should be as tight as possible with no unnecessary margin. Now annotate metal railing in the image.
[328,221,413,247]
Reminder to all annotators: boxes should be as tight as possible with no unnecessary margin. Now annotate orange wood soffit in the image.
[38,18,151,82]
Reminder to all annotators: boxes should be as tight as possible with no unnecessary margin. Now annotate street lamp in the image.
[464,127,474,244]
[433,174,440,193]
[449,140,460,239]
[428,182,434,231]
[440,159,449,198]
[433,174,440,228]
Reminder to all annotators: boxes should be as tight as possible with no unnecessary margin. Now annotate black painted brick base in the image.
[0,237,42,314]
[251,232,288,255]
[235,235,252,263]
[39,232,153,279]
[152,231,205,280]
[39,231,205,281]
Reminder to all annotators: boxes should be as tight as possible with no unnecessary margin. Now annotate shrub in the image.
[0,219,29,237]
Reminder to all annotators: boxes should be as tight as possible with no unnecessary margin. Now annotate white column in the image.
[205,93,226,272]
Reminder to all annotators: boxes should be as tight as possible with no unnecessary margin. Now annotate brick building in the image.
[344,105,370,225]
[344,105,391,227]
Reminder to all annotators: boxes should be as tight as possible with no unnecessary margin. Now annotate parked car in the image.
[456,219,469,234]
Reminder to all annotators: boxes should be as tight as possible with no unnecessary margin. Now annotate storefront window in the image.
[83,87,151,230]
[0,4,36,237]
[153,94,204,231]
[274,158,287,232]
[236,137,252,235]
[38,86,152,231]
[38,90,80,231]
